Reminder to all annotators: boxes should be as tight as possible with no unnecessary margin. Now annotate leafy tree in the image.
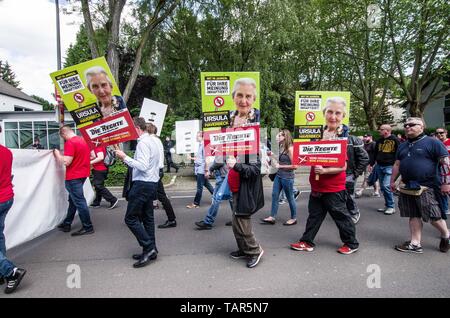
[31,95,55,111]
[0,60,21,88]
[384,0,449,119]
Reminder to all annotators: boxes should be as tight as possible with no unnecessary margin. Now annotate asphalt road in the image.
[3,181,450,298]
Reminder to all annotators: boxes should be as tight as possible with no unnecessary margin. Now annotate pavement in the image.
[2,170,450,298]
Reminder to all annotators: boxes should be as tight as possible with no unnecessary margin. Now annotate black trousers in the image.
[165,154,179,172]
[157,179,176,221]
[300,190,359,249]
[125,181,158,252]
[92,170,117,204]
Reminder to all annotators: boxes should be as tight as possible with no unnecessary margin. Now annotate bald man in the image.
[370,124,400,215]
[53,125,94,236]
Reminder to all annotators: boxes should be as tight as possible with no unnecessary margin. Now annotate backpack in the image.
[104,146,116,167]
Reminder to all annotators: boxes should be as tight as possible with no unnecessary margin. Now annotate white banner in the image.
[4,150,95,250]
[175,120,200,154]
[139,98,168,137]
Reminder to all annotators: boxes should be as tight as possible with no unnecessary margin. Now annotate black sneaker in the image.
[57,223,71,232]
[294,190,300,200]
[89,204,101,209]
[4,268,26,294]
[247,249,264,268]
[108,199,119,210]
[158,220,177,229]
[71,228,95,237]
[195,221,212,230]
[225,221,232,226]
[230,250,247,259]
[439,236,450,253]
[395,241,423,254]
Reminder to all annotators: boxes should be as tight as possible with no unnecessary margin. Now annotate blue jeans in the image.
[376,165,394,209]
[194,174,214,206]
[125,181,158,252]
[63,178,93,231]
[270,175,297,219]
[204,176,233,225]
[0,199,15,278]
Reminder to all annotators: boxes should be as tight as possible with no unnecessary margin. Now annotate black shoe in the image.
[230,250,247,259]
[175,168,179,173]
[71,228,95,237]
[57,223,71,232]
[132,253,142,260]
[225,221,232,226]
[294,191,300,200]
[247,249,264,268]
[4,268,26,294]
[0,277,4,285]
[89,204,101,209]
[133,249,157,268]
[195,221,212,230]
[158,220,177,229]
[108,199,119,210]
[439,236,450,253]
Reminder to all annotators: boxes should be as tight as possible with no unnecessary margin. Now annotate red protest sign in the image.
[203,124,260,157]
[293,139,347,167]
[78,109,138,149]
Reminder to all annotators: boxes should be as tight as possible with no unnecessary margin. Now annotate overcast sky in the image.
[0,0,82,102]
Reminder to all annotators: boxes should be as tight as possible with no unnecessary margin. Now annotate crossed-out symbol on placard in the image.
[92,139,102,147]
[210,145,219,155]
[74,93,84,103]
[298,156,308,164]
[214,96,225,108]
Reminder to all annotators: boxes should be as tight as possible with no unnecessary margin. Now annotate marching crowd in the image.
[1,82,449,294]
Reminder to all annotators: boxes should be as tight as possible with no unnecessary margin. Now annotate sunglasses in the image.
[403,123,420,128]
[436,132,446,134]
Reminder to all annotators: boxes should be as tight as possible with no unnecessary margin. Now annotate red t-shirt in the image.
[64,136,91,180]
[0,145,14,203]
[92,146,107,171]
[309,167,346,193]
[228,168,241,193]
[444,139,450,155]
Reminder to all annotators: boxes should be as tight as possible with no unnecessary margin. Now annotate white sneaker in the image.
[372,192,381,197]
[384,208,395,215]
[355,191,363,198]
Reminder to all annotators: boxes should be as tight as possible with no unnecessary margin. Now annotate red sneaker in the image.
[290,241,314,252]
[337,245,358,255]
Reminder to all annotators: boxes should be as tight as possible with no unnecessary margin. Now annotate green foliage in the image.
[64,25,94,67]
[65,0,449,132]
[30,95,55,111]
[0,60,20,88]
[102,151,133,187]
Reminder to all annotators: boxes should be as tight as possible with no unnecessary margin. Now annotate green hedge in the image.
[91,151,171,187]
[104,156,129,187]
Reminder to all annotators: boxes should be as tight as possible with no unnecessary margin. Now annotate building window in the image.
[3,120,76,149]
[444,107,450,125]
[4,122,18,148]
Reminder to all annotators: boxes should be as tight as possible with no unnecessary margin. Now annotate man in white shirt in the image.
[115,117,160,268]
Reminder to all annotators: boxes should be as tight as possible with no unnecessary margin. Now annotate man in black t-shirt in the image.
[369,124,400,215]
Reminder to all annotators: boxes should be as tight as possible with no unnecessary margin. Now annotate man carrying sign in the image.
[290,97,359,254]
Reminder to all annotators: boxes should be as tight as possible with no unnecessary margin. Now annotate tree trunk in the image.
[80,0,99,58]
[408,101,424,120]
[123,0,180,102]
[106,0,126,83]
